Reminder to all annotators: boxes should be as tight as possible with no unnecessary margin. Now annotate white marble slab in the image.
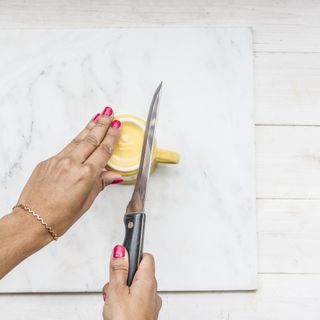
[0,28,256,292]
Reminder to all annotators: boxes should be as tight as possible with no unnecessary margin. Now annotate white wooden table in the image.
[1,1,320,319]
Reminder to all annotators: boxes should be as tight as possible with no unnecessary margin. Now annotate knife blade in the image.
[123,82,162,286]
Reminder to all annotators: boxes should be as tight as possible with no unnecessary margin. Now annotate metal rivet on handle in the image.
[128,221,134,229]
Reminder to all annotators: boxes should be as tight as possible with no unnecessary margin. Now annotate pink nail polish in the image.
[111,178,124,185]
[102,106,113,117]
[113,245,125,258]
[102,292,107,301]
[111,120,121,129]
[92,113,100,122]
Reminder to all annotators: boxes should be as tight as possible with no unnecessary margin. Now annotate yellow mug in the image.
[106,114,180,184]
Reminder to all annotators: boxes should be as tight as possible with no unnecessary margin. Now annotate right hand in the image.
[102,245,162,320]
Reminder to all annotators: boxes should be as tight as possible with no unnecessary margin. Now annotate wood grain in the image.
[255,53,320,125]
[258,199,320,274]
[1,0,320,318]
[1,275,320,319]
[0,0,320,52]
[257,126,320,199]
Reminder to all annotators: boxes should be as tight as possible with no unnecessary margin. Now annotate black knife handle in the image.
[123,212,146,286]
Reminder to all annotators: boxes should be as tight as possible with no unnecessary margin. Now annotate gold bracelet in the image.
[12,203,58,241]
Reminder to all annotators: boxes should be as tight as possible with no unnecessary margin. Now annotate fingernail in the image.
[111,178,124,185]
[102,106,113,117]
[111,120,121,129]
[113,245,125,258]
[92,113,100,122]
[102,292,107,301]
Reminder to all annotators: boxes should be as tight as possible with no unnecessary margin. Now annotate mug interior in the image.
[107,116,145,172]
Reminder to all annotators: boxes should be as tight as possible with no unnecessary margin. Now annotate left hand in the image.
[13,107,123,238]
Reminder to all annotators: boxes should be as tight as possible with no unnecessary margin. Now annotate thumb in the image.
[109,245,129,288]
[100,169,124,189]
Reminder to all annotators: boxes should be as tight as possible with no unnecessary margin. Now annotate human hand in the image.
[102,245,162,320]
[13,107,123,239]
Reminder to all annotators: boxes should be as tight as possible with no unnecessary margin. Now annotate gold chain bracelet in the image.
[12,203,58,241]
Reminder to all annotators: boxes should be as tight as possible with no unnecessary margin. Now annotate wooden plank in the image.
[258,199,320,274]
[1,275,320,319]
[256,126,320,199]
[1,8,320,124]
[1,200,319,317]
[0,2,319,318]
[0,1,320,52]
[255,53,320,125]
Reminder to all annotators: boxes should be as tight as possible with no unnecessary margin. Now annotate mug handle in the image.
[155,148,180,164]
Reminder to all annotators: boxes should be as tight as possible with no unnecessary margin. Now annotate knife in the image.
[123,82,163,286]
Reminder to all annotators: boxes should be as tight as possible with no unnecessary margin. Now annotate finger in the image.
[79,170,124,213]
[85,119,121,168]
[131,253,156,291]
[135,253,156,279]
[72,106,114,163]
[109,244,129,288]
[156,294,162,314]
[56,113,100,158]
[102,282,110,302]
[99,170,124,188]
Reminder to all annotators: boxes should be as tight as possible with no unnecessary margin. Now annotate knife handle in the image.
[123,212,146,286]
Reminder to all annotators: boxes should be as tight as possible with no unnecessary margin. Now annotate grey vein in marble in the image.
[0,28,256,292]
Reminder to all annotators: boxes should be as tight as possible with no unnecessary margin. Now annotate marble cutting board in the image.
[0,28,256,292]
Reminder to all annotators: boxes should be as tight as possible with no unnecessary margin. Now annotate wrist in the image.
[10,207,53,252]
[0,210,53,279]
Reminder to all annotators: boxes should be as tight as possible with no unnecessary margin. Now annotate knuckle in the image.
[111,260,129,273]
[71,137,81,146]
[86,121,96,130]
[82,163,96,176]
[99,143,114,157]
[96,118,112,128]
[107,129,120,137]
[58,157,74,168]
[85,135,100,147]
[36,157,57,171]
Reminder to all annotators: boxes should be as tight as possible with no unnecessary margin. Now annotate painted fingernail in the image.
[92,113,100,122]
[102,106,113,117]
[111,178,124,185]
[111,120,121,129]
[102,292,107,301]
[113,245,125,259]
